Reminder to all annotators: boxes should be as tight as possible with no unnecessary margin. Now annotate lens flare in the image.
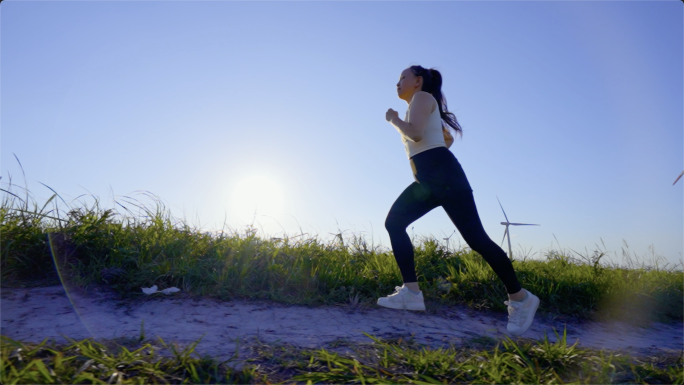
[48,232,98,341]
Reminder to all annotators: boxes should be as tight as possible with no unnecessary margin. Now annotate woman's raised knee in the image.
[385,214,408,233]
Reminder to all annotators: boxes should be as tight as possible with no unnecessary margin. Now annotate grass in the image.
[1,171,682,324]
[1,329,682,384]
[2,168,683,384]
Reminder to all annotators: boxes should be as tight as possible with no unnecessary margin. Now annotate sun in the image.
[230,175,285,222]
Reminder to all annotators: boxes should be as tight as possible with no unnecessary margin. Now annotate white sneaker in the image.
[377,285,426,311]
[504,289,540,336]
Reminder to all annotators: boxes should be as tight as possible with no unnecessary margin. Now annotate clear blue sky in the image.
[3,0,682,267]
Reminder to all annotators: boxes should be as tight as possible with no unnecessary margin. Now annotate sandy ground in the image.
[2,284,682,367]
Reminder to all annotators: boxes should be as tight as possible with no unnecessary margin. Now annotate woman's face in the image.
[396,68,423,101]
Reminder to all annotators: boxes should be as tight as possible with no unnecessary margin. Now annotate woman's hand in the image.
[386,108,399,122]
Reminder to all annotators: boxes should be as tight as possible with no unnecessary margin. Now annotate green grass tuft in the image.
[3,330,681,384]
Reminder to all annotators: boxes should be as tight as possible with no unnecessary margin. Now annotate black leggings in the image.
[384,146,522,294]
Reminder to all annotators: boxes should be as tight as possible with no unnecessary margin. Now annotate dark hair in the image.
[409,65,463,139]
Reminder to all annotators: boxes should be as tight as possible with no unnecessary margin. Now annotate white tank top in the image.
[400,92,446,159]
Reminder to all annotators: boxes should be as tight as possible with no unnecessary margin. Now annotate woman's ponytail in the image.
[429,69,442,89]
[410,65,463,139]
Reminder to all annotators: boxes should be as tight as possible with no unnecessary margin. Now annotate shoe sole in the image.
[509,295,540,336]
[377,299,425,311]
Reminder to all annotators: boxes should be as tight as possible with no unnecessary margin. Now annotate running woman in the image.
[378,65,539,336]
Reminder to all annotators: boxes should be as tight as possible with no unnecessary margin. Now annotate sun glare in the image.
[230,175,285,223]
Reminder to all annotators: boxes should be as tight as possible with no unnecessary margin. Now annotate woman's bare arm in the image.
[386,92,433,142]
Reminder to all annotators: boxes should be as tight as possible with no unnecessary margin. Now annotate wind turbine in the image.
[496,196,540,259]
[673,170,684,186]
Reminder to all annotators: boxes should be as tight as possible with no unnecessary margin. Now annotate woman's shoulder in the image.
[412,90,434,100]
[411,91,437,113]
[410,91,437,105]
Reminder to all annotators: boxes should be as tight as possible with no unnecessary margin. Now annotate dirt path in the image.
[2,285,682,366]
